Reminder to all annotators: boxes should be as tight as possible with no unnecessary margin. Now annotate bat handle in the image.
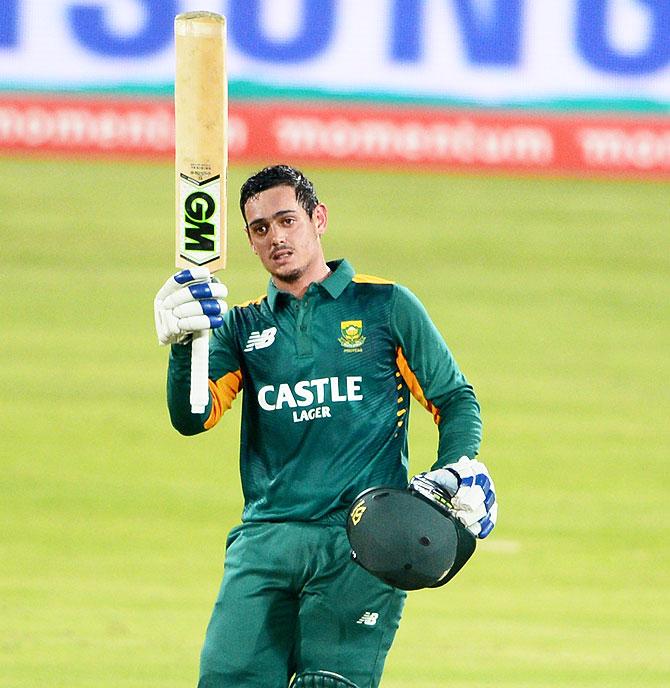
[190,329,210,414]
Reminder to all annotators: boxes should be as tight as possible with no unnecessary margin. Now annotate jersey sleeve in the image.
[167,310,243,435]
[390,284,482,467]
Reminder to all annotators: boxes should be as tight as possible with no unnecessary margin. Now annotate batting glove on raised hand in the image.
[154,267,228,346]
[411,457,497,539]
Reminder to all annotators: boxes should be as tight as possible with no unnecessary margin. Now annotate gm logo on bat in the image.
[180,173,221,266]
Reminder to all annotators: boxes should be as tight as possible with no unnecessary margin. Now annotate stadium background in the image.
[1,1,668,687]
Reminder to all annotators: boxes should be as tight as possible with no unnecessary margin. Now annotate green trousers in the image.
[198,521,406,688]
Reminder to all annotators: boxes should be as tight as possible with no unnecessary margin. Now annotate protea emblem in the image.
[339,320,366,351]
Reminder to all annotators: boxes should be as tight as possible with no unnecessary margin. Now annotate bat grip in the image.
[190,330,210,414]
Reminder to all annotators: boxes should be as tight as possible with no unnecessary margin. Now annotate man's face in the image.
[244,185,328,285]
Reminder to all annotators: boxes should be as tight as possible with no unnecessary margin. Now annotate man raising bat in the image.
[154,166,498,688]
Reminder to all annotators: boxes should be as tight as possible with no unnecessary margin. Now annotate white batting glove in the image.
[420,457,497,539]
[154,267,228,346]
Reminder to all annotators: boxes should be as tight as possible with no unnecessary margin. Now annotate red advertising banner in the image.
[1,95,669,178]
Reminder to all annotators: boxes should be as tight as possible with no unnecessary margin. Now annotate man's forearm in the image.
[167,342,210,435]
[434,384,482,466]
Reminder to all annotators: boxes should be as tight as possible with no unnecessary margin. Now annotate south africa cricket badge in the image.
[339,320,366,352]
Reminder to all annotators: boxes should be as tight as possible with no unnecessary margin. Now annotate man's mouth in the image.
[271,248,294,262]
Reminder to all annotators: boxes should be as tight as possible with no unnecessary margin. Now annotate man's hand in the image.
[410,456,497,539]
[154,268,228,346]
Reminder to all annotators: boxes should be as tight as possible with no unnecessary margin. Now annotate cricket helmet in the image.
[346,484,476,590]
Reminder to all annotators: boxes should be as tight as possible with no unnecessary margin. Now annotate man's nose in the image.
[269,222,287,244]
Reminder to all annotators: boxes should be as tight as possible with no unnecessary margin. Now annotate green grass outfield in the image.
[1,157,668,688]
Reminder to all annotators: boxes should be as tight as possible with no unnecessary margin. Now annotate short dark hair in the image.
[239,165,319,225]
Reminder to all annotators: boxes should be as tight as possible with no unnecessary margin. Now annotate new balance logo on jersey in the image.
[356,611,379,626]
[244,327,277,352]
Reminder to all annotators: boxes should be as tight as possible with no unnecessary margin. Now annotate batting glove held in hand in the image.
[154,267,228,346]
[419,456,498,539]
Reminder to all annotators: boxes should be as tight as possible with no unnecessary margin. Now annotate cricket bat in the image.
[174,11,227,414]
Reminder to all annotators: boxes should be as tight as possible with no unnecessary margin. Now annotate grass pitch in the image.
[1,156,668,687]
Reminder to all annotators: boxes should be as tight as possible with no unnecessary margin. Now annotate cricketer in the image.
[154,165,498,688]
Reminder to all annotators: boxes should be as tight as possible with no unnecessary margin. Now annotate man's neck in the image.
[274,260,331,299]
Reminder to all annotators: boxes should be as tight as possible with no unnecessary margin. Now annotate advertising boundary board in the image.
[0,94,669,179]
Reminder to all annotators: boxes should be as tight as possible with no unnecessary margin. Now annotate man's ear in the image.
[313,203,328,237]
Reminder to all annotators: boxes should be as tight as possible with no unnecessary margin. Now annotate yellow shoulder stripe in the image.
[352,274,394,285]
[395,347,441,425]
[205,370,243,429]
[234,294,266,309]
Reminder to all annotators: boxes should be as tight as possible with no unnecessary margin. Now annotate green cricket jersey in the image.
[167,259,481,523]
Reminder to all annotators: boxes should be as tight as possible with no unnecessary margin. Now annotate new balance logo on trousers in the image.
[356,611,379,626]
